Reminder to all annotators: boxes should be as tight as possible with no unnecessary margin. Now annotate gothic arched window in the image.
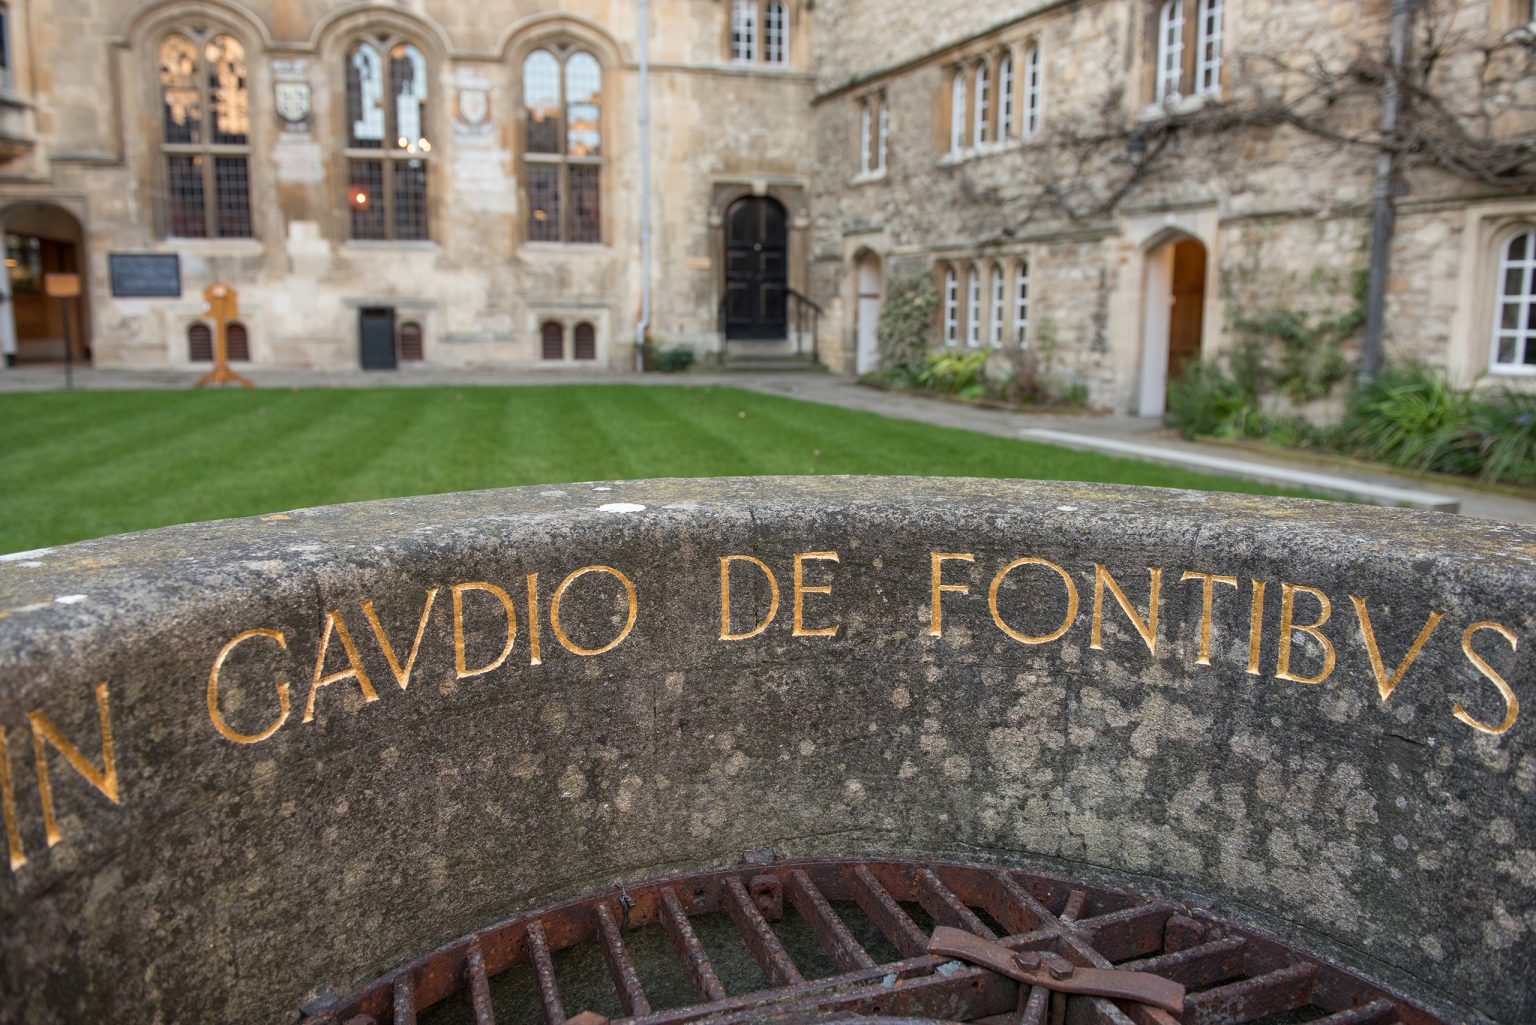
[158,31,253,237]
[345,38,431,240]
[524,47,603,244]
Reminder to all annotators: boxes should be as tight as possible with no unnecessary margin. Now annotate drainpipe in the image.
[1359,0,1415,382]
[634,0,652,372]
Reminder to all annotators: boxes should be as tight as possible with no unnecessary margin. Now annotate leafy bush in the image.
[1165,361,1258,439]
[1231,305,1357,404]
[655,346,697,373]
[1340,363,1478,474]
[876,273,940,372]
[1470,388,1536,485]
[914,348,989,395]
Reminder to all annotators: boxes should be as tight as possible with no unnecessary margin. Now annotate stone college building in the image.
[0,0,1532,413]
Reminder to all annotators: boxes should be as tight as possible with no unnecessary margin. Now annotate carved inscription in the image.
[0,547,1524,875]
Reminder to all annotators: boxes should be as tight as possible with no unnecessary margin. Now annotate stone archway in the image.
[852,249,883,374]
[1,203,92,367]
[1138,230,1207,416]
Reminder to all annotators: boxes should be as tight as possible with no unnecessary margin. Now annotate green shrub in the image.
[655,346,697,373]
[877,273,940,372]
[1340,363,1477,474]
[1470,388,1536,484]
[914,348,989,395]
[1165,361,1257,439]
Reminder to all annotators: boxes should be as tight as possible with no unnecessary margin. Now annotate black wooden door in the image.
[724,197,788,340]
[359,307,397,370]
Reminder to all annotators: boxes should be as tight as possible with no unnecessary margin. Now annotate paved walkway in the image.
[4,364,1534,524]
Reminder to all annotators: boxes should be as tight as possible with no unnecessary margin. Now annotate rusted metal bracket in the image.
[926,925,1185,1015]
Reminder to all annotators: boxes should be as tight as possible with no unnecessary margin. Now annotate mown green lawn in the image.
[0,385,1317,553]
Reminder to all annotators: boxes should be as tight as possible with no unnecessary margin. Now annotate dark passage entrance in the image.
[724,196,788,341]
[359,307,397,370]
[1167,238,1206,385]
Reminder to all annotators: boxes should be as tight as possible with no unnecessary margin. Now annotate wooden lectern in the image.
[195,283,253,389]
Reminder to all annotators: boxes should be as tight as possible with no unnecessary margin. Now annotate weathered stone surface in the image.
[0,477,1531,1024]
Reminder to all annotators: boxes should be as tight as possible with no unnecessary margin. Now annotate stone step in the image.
[721,352,823,372]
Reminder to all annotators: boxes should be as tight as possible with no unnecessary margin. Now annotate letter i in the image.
[1247,579,1266,676]
[526,572,542,666]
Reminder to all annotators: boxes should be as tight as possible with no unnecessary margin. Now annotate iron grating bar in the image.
[1185,962,1319,1025]
[595,901,652,1017]
[848,863,929,958]
[785,868,876,972]
[1017,983,1048,1025]
[723,875,804,986]
[660,886,728,1003]
[1308,1001,1399,1025]
[525,920,567,1025]
[466,945,496,1025]
[1061,889,1088,923]
[1120,936,1248,989]
[1070,905,1175,964]
[391,974,416,1025]
[988,871,1059,937]
[917,867,996,939]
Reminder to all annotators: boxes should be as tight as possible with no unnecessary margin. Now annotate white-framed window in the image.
[1022,45,1042,138]
[998,51,1015,139]
[859,102,873,174]
[943,265,959,344]
[966,267,982,348]
[1014,260,1030,346]
[972,61,990,148]
[989,263,1006,347]
[731,0,758,62]
[949,70,966,155]
[764,2,788,64]
[877,94,888,171]
[1492,228,1536,371]
[1196,0,1223,96]
[0,3,12,92]
[1156,0,1185,103]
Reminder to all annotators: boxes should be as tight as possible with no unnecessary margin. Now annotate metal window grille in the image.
[764,2,788,64]
[973,62,989,146]
[160,32,252,238]
[1493,229,1536,370]
[399,321,424,361]
[998,53,1015,139]
[349,159,386,240]
[525,49,603,244]
[574,322,596,361]
[1196,0,1223,95]
[226,321,250,361]
[949,72,966,154]
[1014,261,1030,347]
[943,267,958,343]
[1157,0,1185,102]
[344,40,432,241]
[167,154,208,238]
[966,269,982,348]
[541,322,564,361]
[990,265,1005,347]
[731,0,757,61]
[1023,47,1041,137]
[188,322,213,362]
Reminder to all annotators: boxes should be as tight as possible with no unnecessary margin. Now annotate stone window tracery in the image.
[345,37,432,241]
[523,46,603,244]
[1492,228,1536,372]
[158,31,253,238]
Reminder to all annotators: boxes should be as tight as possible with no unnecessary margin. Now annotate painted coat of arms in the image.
[457,88,490,126]
[275,82,311,124]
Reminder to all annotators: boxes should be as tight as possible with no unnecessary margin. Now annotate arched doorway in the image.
[1138,233,1206,416]
[2,203,91,367]
[724,196,788,340]
[853,251,882,374]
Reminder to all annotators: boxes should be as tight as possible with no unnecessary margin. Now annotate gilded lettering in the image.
[1180,571,1238,666]
[1349,596,1444,703]
[792,552,841,638]
[28,681,120,849]
[0,726,24,871]
[988,557,1078,645]
[1456,621,1520,735]
[1091,564,1162,654]
[551,565,638,656]
[361,588,439,692]
[1276,582,1336,684]
[452,581,518,678]
[208,628,291,744]
[303,609,379,721]
[929,552,974,637]
[526,573,543,666]
[720,555,780,641]
[1247,579,1266,676]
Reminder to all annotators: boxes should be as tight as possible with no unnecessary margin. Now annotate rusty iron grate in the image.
[306,858,1451,1025]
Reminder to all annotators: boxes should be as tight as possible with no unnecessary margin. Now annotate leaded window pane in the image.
[565,52,601,157]
[205,35,248,144]
[160,35,201,145]
[167,154,206,237]
[731,0,757,61]
[348,43,385,149]
[999,53,1015,139]
[391,44,429,151]
[764,2,788,64]
[524,50,561,155]
[1196,0,1223,96]
[570,165,601,243]
[529,164,561,242]
[973,62,990,147]
[393,160,428,240]
[349,159,386,240]
[1157,0,1184,102]
[213,156,253,238]
[1023,47,1042,137]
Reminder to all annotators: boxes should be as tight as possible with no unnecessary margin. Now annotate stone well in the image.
[0,478,1529,1024]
